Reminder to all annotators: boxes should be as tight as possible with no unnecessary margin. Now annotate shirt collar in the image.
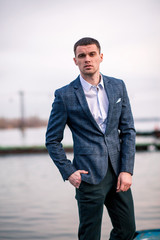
[80,74,104,92]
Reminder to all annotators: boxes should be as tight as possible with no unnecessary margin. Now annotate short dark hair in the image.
[74,37,101,55]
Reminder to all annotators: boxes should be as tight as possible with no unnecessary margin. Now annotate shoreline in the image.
[0,143,160,155]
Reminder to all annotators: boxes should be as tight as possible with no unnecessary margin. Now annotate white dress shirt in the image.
[80,75,109,133]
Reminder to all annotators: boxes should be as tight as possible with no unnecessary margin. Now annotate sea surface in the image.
[0,127,160,239]
[0,125,160,147]
[0,152,160,239]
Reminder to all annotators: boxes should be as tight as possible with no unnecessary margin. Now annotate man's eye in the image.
[89,52,96,57]
[78,54,85,58]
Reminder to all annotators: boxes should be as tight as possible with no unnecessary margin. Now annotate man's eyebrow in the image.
[89,51,97,54]
[77,51,97,57]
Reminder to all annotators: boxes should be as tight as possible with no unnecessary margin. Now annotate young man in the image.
[46,37,136,240]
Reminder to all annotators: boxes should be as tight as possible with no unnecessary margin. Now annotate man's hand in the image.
[116,172,132,193]
[68,170,88,188]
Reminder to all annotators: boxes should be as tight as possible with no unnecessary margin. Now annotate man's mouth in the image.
[84,65,92,68]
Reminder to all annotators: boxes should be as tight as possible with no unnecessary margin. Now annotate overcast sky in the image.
[0,0,160,120]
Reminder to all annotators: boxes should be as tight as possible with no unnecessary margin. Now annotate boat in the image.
[134,229,160,239]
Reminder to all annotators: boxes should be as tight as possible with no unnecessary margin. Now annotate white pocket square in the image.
[116,98,121,103]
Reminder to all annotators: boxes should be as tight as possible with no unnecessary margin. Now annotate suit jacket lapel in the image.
[73,77,103,133]
[103,76,115,135]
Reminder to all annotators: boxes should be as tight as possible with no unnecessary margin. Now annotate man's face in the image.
[73,44,103,77]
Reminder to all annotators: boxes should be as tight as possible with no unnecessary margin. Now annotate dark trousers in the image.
[75,161,136,240]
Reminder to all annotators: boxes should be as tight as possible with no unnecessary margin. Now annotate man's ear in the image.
[73,57,77,65]
[100,53,103,63]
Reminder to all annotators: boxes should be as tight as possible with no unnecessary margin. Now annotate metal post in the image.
[19,91,25,129]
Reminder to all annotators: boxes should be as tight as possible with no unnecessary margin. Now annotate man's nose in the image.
[85,55,91,62]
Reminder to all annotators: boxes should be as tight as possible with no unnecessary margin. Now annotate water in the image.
[0,125,160,147]
[0,127,160,239]
[0,127,73,147]
[0,152,160,240]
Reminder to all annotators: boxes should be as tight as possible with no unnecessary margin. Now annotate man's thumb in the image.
[78,170,88,174]
[117,176,120,190]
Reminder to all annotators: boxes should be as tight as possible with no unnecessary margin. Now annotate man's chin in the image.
[82,71,95,76]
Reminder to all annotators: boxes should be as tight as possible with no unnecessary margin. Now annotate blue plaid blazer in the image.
[45,75,136,184]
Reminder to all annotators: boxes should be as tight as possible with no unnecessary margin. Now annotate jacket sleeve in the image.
[45,89,77,180]
[118,81,136,175]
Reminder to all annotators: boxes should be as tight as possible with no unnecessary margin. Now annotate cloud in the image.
[0,0,160,117]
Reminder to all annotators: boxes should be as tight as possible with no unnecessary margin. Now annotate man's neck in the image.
[80,72,101,86]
